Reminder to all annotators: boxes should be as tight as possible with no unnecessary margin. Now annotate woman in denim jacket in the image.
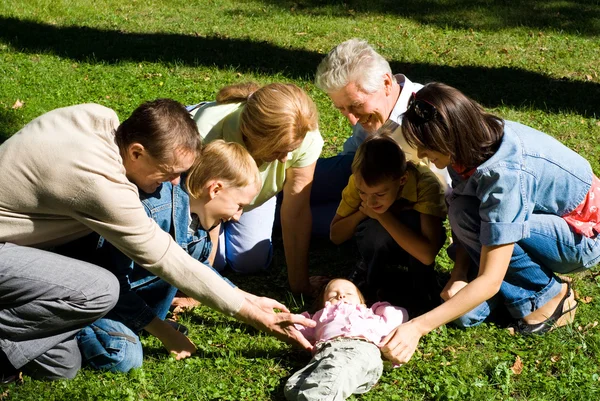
[64,141,264,372]
[377,82,600,365]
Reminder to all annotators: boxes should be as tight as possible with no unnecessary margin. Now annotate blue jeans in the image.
[76,319,142,373]
[310,154,355,237]
[59,182,233,372]
[214,196,276,273]
[449,195,600,327]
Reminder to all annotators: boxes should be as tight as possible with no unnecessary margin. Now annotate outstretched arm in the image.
[235,298,316,351]
[145,317,196,360]
[380,243,513,364]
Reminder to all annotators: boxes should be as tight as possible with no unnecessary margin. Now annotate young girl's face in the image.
[324,279,363,306]
[416,147,451,169]
[354,175,404,214]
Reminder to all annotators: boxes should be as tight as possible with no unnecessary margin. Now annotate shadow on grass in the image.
[1,17,599,117]
[257,0,600,37]
[0,109,23,144]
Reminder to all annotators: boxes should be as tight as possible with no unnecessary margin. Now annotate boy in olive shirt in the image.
[330,133,447,314]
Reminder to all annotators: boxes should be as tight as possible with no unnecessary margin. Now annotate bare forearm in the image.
[330,211,367,244]
[281,206,311,294]
[144,316,175,344]
[412,274,501,335]
[411,244,512,335]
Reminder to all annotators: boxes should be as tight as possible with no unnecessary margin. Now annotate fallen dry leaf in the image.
[578,321,599,332]
[11,99,24,109]
[550,355,561,363]
[581,296,593,304]
[511,355,523,374]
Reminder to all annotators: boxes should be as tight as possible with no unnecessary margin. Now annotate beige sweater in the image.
[0,104,243,315]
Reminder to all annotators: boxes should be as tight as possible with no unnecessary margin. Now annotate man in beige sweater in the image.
[0,99,314,381]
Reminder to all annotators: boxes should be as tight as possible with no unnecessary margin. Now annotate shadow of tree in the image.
[1,16,598,118]
[257,0,600,36]
[0,109,20,143]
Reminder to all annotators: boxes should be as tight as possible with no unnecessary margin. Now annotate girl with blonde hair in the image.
[191,82,324,294]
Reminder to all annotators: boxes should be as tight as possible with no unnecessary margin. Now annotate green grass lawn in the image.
[1,1,600,400]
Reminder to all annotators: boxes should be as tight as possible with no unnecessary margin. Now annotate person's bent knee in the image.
[82,266,120,316]
[77,319,143,373]
[356,219,392,251]
[450,305,490,328]
[451,314,485,328]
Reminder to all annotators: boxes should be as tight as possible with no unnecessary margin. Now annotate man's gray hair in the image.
[315,38,392,94]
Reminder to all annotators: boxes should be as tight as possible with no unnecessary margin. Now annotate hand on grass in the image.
[162,328,197,360]
[171,295,201,315]
[145,317,196,360]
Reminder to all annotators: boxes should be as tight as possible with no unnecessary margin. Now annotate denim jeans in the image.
[59,182,233,372]
[449,195,600,327]
[76,319,142,373]
[214,196,276,273]
[356,208,445,315]
[274,153,354,238]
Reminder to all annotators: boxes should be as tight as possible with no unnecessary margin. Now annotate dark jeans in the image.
[355,209,445,317]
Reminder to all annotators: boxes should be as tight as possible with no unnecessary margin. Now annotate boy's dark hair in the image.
[402,82,504,171]
[351,132,407,186]
[115,98,201,163]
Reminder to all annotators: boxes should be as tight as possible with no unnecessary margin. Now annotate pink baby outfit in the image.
[297,301,408,347]
[285,301,408,401]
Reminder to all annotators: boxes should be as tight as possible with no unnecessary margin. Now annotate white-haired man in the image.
[309,38,450,236]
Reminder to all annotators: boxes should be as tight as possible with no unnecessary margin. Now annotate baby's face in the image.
[324,279,363,306]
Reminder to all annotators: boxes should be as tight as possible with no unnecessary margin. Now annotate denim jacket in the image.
[449,120,593,246]
[98,181,234,332]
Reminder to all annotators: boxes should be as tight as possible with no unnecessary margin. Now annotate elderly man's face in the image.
[328,75,395,133]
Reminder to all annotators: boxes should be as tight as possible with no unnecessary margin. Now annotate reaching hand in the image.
[235,298,316,351]
[440,278,469,301]
[158,324,197,360]
[379,320,423,364]
[252,296,290,313]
